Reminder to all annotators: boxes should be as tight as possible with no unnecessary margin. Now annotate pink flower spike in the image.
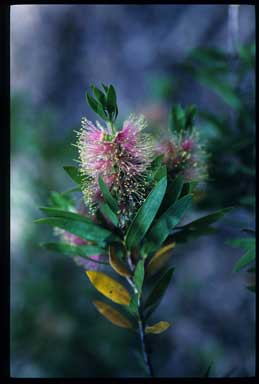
[76,114,154,226]
[182,138,193,151]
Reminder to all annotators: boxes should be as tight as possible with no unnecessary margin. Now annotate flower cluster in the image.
[76,114,154,227]
[156,128,207,182]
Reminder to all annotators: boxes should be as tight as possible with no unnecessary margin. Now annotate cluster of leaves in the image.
[35,89,234,377]
[36,164,231,337]
[148,43,255,294]
[169,104,197,136]
[182,43,255,211]
[182,45,256,292]
[86,84,118,125]
[150,42,255,212]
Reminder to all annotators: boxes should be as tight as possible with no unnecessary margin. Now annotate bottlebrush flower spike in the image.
[157,128,208,182]
[76,114,154,228]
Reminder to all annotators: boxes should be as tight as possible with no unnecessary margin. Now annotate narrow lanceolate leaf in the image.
[106,85,117,110]
[63,166,83,185]
[227,238,256,272]
[133,260,145,295]
[86,92,107,120]
[34,217,114,243]
[49,191,74,210]
[144,267,174,318]
[100,203,119,227]
[62,186,81,195]
[144,194,192,254]
[41,242,107,264]
[146,243,176,276]
[125,177,167,249]
[157,175,184,216]
[91,85,106,105]
[109,245,131,277]
[39,207,92,223]
[93,300,133,329]
[233,248,256,272]
[98,176,119,213]
[151,154,164,171]
[145,321,171,334]
[172,207,233,243]
[86,271,131,305]
[126,293,139,318]
[169,104,185,135]
[153,165,167,182]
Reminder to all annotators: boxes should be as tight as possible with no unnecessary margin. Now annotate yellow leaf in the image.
[109,245,131,277]
[86,270,131,305]
[93,300,133,329]
[145,321,171,334]
[146,242,176,276]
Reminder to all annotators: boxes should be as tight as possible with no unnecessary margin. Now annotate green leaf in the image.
[172,207,232,243]
[185,105,197,129]
[63,166,83,185]
[151,154,164,170]
[98,176,119,213]
[133,260,145,295]
[86,92,107,120]
[157,175,184,216]
[101,83,109,93]
[196,72,242,109]
[91,85,106,105]
[100,203,119,227]
[125,177,167,249]
[126,293,139,318]
[62,186,81,195]
[107,85,117,110]
[227,238,256,272]
[169,105,185,134]
[144,194,193,254]
[39,207,92,223]
[180,207,232,228]
[153,165,167,182]
[191,47,227,67]
[34,216,115,243]
[40,242,108,264]
[86,92,98,113]
[49,191,74,210]
[144,267,174,319]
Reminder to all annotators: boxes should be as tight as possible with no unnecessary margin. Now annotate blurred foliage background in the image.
[11,4,255,378]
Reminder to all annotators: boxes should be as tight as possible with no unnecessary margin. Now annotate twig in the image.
[125,251,154,377]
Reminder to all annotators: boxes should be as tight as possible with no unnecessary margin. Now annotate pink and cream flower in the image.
[76,114,154,227]
[156,128,207,182]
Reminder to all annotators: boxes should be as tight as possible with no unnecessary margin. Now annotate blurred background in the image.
[11,4,255,378]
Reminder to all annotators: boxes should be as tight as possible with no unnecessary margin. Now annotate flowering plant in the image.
[36,84,231,377]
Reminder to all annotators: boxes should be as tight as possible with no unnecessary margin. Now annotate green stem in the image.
[126,252,154,378]
[138,301,154,377]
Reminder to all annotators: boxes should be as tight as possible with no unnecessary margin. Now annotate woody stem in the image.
[126,252,154,378]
